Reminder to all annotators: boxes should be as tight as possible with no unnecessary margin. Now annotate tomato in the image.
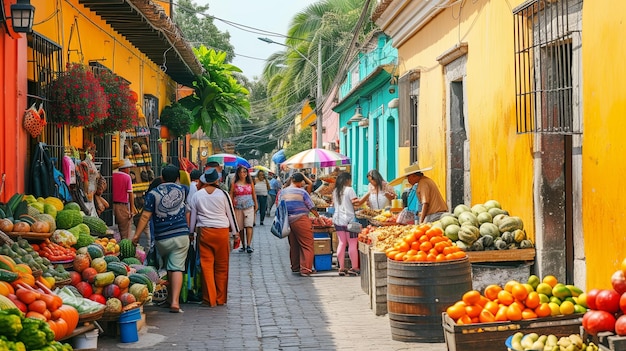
[616,315,626,336]
[596,289,621,314]
[582,310,616,335]
[612,270,626,294]
[586,288,601,310]
[620,292,626,315]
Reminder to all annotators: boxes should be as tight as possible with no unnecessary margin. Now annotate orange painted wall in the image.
[0,24,29,202]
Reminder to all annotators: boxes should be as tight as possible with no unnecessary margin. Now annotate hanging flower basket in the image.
[160,102,192,139]
[86,69,140,135]
[48,63,109,127]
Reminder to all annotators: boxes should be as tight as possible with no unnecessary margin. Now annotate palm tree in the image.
[262,0,376,114]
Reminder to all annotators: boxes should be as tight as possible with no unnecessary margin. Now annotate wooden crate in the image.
[370,250,387,316]
[466,248,535,263]
[442,312,582,351]
[582,327,626,351]
[358,242,370,296]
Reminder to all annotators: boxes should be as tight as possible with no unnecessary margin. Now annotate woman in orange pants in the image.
[187,168,239,307]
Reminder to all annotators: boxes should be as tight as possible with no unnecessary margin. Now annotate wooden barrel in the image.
[387,257,472,342]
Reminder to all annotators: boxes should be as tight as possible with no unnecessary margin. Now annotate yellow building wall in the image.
[582,1,626,289]
[395,0,534,238]
[33,0,176,121]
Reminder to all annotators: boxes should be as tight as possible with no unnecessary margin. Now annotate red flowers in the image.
[86,69,139,135]
[48,63,108,127]
[48,63,140,134]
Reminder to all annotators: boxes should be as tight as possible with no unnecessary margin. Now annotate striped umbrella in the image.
[282,148,351,169]
[206,153,251,168]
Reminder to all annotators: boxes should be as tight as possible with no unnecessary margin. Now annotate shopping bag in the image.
[270,200,291,239]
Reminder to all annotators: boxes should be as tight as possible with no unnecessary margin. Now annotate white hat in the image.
[388,163,433,186]
[116,159,134,169]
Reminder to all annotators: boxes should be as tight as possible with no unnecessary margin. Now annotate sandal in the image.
[347,269,360,276]
[338,269,347,276]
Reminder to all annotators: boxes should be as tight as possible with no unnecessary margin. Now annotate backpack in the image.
[53,166,73,202]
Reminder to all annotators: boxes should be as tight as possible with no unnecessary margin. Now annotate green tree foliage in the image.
[284,129,313,159]
[173,0,235,61]
[178,46,250,138]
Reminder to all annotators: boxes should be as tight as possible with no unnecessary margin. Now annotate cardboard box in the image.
[442,312,582,351]
[314,238,332,255]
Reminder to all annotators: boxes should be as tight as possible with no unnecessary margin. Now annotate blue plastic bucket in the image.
[119,308,141,323]
[119,321,139,343]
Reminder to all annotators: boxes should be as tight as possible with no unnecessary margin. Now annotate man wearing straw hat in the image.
[112,159,138,239]
[390,163,448,224]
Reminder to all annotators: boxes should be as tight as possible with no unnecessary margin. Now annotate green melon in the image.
[119,239,136,260]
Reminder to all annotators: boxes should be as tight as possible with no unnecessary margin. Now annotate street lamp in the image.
[259,37,324,149]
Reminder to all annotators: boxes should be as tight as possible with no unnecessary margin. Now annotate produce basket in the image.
[100,310,122,322]
[78,306,106,323]
[0,230,15,245]
[6,231,53,240]
[31,268,43,278]
[53,277,71,288]
[369,219,400,227]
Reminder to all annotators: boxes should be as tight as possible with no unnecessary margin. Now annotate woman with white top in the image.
[254,170,270,225]
[356,169,397,210]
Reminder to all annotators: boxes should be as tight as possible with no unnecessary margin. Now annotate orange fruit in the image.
[511,284,529,301]
[462,290,482,305]
[495,305,509,321]
[403,233,417,243]
[506,303,522,321]
[504,280,521,293]
[484,284,503,301]
[456,315,472,325]
[534,303,552,317]
[426,253,437,262]
[483,300,500,315]
[524,291,540,309]
[542,275,558,288]
[446,302,467,320]
[497,290,515,306]
[476,296,490,307]
[521,308,537,320]
[479,309,495,323]
[394,252,406,261]
[451,251,467,260]
[419,241,433,252]
[396,241,410,252]
[410,241,420,251]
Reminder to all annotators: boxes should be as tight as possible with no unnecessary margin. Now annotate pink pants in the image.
[336,230,359,271]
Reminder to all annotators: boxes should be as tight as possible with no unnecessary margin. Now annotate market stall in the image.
[0,193,159,348]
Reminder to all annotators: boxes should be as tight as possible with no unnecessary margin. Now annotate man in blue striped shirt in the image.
[132,164,189,313]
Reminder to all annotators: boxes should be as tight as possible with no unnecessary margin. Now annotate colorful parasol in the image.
[282,148,351,169]
[206,153,251,168]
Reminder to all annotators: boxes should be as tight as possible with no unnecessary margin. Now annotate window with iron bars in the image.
[513,0,582,134]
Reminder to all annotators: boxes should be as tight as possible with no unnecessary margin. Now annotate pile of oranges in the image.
[384,223,467,262]
[446,277,566,325]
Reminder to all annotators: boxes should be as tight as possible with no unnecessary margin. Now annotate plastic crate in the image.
[314,254,332,271]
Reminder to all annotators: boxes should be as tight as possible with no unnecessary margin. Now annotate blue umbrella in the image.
[272,149,286,164]
[207,153,251,168]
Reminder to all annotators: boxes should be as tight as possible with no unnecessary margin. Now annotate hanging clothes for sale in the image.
[29,143,56,198]
[62,155,77,185]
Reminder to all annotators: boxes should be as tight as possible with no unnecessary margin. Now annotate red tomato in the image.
[616,315,626,336]
[586,288,601,310]
[596,289,621,314]
[583,310,616,335]
[612,270,626,294]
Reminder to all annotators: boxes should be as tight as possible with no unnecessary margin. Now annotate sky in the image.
[198,0,317,79]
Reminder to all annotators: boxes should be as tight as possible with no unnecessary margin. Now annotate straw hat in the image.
[388,163,433,186]
[115,159,134,170]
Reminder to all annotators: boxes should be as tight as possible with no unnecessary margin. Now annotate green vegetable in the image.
[55,210,82,230]
[17,318,54,350]
[67,223,90,239]
[0,308,23,338]
[81,216,108,236]
[0,336,26,351]
[74,233,95,249]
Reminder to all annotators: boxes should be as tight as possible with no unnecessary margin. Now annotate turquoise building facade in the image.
[333,33,399,196]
